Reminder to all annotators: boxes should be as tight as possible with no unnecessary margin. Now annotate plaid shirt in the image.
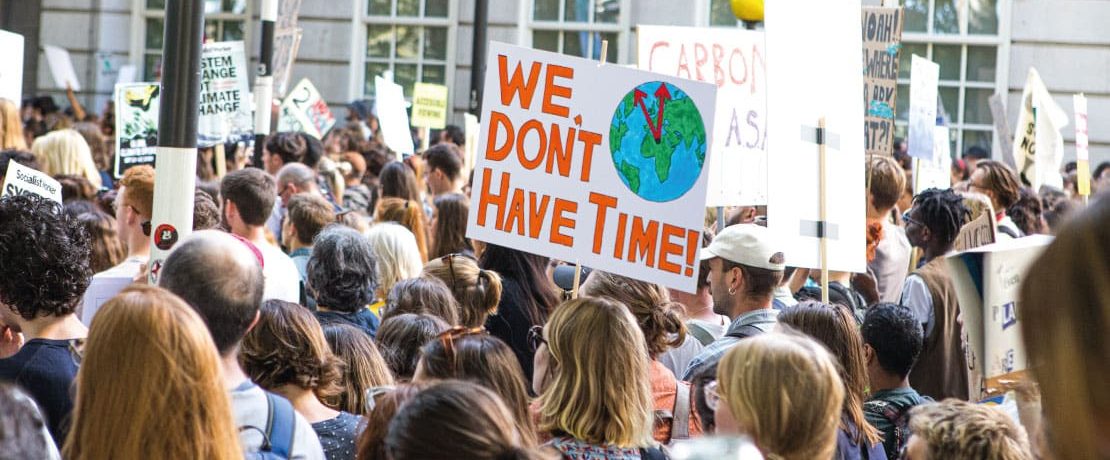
[681,308,779,381]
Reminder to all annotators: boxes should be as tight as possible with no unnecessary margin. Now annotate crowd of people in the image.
[0,93,1107,460]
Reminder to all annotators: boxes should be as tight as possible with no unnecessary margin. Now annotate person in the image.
[321,323,394,416]
[241,300,363,460]
[263,131,309,175]
[56,175,98,202]
[429,192,473,259]
[688,363,719,435]
[75,210,126,274]
[63,285,242,459]
[778,302,885,459]
[376,313,450,381]
[423,143,465,197]
[95,165,154,281]
[308,225,382,338]
[386,381,541,459]
[365,222,424,316]
[683,224,785,381]
[0,98,28,150]
[534,297,664,457]
[375,197,430,262]
[794,271,869,322]
[192,188,221,230]
[378,160,422,204]
[861,303,931,459]
[905,400,1033,460]
[899,188,971,401]
[1008,187,1047,235]
[0,382,59,459]
[221,167,302,303]
[0,195,90,446]
[670,232,729,347]
[969,160,1024,239]
[423,253,503,328]
[0,148,38,179]
[284,193,336,309]
[381,277,461,325]
[339,152,373,216]
[439,124,465,147]
[867,156,912,303]
[356,383,426,460]
[961,146,990,173]
[580,271,702,444]
[158,230,325,459]
[31,129,101,188]
[271,162,330,244]
[415,330,538,446]
[73,122,111,188]
[716,332,845,459]
[479,244,561,385]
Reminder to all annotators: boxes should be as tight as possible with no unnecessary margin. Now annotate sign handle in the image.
[214,143,227,179]
[716,206,725,232]
[818,116,830,304]
[598,40,608,65]
[421,126,431,151]
[571,261,583,299]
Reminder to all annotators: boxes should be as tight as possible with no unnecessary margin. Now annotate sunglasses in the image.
[528,324,547,352]
[438,326,486,370]
[364,385,395,413]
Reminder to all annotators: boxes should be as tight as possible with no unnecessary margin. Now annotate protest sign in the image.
[1013,68,1068,189]
[988,94,1015,169]
[464,112,480,171]
[914,126,952,194]
[272,28,303,98]
[467,41,717,292]
[0,30,24,103]
[375,76,415,157]
[278,78,335,139]
[954,196,996,252]
[861,7,904,157]
[80,273,134,326]
[764,0,866,273]
[1075,94,1090,196]
[198,41,253,146]
[638,25,767,206]
[908,55,938,160]
[44,45,81,91]
[117,65,137,85]
[2,161,62,203]
[114,83,160,178]
[411,82,449,130]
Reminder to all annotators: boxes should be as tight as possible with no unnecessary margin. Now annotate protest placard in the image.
[80,273,134,326]
[467,41,717,292]
[861,7,904,157]
[1075,94,1090,196]
[988,94,1015,169]
[411,82,449,130]
[278,78,335,139]
[908,55,938,160]
[1013,68,1068,189]
[114,83,160,178]
[1,161,62,203]
[765,0,866,273]
[272,28,303,98]
[954,199,996,252]
[638,25,767,206]
[198,41,253,146]
[0,30,24,103]
[375,76,415,157]
[914,126,952,194]
[44,45,81,91]
[464,112,480,171]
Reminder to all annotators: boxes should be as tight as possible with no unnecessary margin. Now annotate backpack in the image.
[866,396,933,459]
[685,321,717,346]
[241,392,297,460]
[653,378,693,446]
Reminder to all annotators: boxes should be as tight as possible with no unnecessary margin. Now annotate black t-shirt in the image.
[0,338,82,446]
[485,278,542,386]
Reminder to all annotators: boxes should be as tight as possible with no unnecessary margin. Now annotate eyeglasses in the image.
[902,211,922,228]
[438,326,486,369]
[364,385,395,413]
[528,324,547,352]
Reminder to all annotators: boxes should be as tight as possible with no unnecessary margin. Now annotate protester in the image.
[906,400,1033,460]
[969,160,1024,238]
[365,222,424,316]
[158,231,325,459]
[867,156,912,303]
[376,313,450,381]
[0,195,90,446]
[0,382,59,459]
[376,197,430,262]
[670,232,729,347]
[423,143,465,197]
[221,167,302,303]
[900,188,971,400]
[93,165,153,281]
[381,277,461,325]
[192,188,221,230]
[534,297,663,457]
[439,124,465,147]
[0,98,28,150]
[861,303,931,459]
[63,285,242,459]
[31,129,101,188]
[379,160,422,204]
[716,333,845,459]
[306,225,382,339]
[962,146,990,173]
[55,175,98,202]
[688,362,719,435]
[72,122,111,188]
[339,152,373,215]
[271,162,328,243]
[429,192,473,259]
[321,323,394,416]
[284,193,337,309]
[0,148,38,178]
[263,132,309,175]
[423,253,502,328]
[1008,187,1047,235]
[683,224,785,381]
[355,383,426,460]
[795,271,869,321]
[241,300,362,460]
[72,210,125,274]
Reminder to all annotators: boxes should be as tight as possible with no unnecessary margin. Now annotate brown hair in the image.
[220,168,277,226]
[974,160,1022,209]
[909,399,1032,459]
[76,210,126,273]
[377,313,451,380]
[423,254,502,328]
[340,151,367,181]
[119,165,155,219]
[56,175,98,203]
[73,122,109,173]
[868,155,906,212]
[240,299,344,399]
[382,277,461,325]
[723,259,783,301]
[322,323,394,416]
[430,193,471,259]
[356,382,428,460]
[285,192,336,245]
[376,197,430,262]
[579,271,686,359]
[379,161,421,203]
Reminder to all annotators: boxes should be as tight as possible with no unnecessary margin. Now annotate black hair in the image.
[0,150,38,180]
[379,161,421,203]
[307,225,379,312]
[0,195,91,320]
[478,244,560,328]
[443,124,465,146]
[1095,161,1110,180]
[1008,187,1044,236]
[377,313,450,380]
[962,146,989,160]
[265,132,307,166]
[911,188,969,247]
[861,303,923,378]
[691,362,719,433]
[298,132,324,168]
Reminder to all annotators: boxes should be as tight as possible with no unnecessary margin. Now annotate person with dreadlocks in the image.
[899,188,972,401]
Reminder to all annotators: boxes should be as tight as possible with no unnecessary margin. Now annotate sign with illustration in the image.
[114,83,161,178]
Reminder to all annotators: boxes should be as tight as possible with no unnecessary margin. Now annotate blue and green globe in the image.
[609,81,707,202]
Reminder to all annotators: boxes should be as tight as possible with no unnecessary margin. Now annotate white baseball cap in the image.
[700,224,786,271]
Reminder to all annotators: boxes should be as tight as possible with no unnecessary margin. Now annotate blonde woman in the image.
[31,129,101,188]
[423,253,503,327]
[0,98,27,149]
[63,285,241,460]
[534,297,663,458]
[365,222,423,316]
[716,332,845,460]
[375,197,430,262]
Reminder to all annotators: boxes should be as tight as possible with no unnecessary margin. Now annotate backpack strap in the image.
[998,224,1020,239]
[724,323,764,340]
[264,392,297,459]
[670,380,691,441]
[685,322,716,346]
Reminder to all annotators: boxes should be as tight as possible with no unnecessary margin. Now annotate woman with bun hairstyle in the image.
[423,253,503,328]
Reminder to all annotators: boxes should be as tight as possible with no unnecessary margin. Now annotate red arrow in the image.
[634,85,672,143]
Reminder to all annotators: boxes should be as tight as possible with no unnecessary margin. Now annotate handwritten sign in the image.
[198,41,252,146]
[908,55,938,160]
[1075,94,1090,196]
[44,45,81,91]
[862,7,904,157]
[1014,68,1069,189]
[115,83,161,178]
[954,197,996,252]
[914,126,952,194]
[2,161,62,203]
[375,76,415,156]
[0,30,24,103]
[411,82,449,130]
[467,42,717,292]
[278,78,335,139]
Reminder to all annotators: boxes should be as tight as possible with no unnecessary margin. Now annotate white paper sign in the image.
[908,55,939,160]
[463,112,480,171]
[914,126,952,194]
[278,78,335,139]
[638,25,767,206]
[80,274,134,325]
[1013,68,1068,189]
[198,41,253,146]
[375,76,415,157]
[764,0,866,273]
[2,161,63,203]
[0,30,25,103]
[117,65,137,85]
[44,45,81,91]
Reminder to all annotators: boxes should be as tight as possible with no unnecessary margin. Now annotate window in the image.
[895,0,1008,158]
[529,0,624,63]
[363,0,453,98]
[139,0,251,81]
[708,0,740,26]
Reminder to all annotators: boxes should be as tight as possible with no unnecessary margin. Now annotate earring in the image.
[728,288,736,295]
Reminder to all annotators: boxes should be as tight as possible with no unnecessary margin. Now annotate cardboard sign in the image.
[467,42,717,292]
[375,76,415,156]
[272,28,303,98]
[114,83,161,178]
[411,82,449,130]
[861,7,904,157]
[0,30,24,103]
[279,78,335,139]
[989,94,1015,169]
[277,0,303,29]
[637,25,767,206]
[198,41,253,146]
[1,161,62,203]
[908,55,938,160]
[914,126,952,194]
[44,45,81,91]
[1013,68,1068,189]
[1075,94,1090,196]
[765,0,866,273]
[464,112,480,171]
[954,197,996,252]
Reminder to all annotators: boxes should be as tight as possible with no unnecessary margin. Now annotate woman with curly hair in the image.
[240,299,361,460]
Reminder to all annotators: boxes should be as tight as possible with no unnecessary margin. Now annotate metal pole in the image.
[468,0,489,114]
[147,0,204,283]
[253,0,277,167]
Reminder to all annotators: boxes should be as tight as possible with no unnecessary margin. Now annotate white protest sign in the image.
[44,45,81,91]
[80,274,134,326]
[115,83,161,178]
[1013,68,1068,188]
[467,41,717,292]
[764,0,866,273]
[2,161,62,203]
[411,82,448,130]
[914,126,952,194]
[279,78,335,139]
[272,27,303,98]
[375,75,415,157]
[463,112,480,171]
[0,30,24,103]
[117,65,137,85]
[638,25,767,206]
[1075,94,1090,196]
[908,55,939,160]
[198,41,253,146]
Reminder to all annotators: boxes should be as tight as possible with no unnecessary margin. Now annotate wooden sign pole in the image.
[818,116,830,303]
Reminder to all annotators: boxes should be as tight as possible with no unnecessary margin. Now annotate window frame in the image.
[353,0,459,102]
[524,0,632,64]
[129,0,254,82]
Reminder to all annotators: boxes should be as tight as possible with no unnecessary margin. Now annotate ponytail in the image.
[477,269,504,315]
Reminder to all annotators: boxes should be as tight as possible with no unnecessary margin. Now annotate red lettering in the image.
[485,111,514,161]
[477,169,509,229]
[541,64,574,117]
[497,55,542,109]
[550,199,576,247]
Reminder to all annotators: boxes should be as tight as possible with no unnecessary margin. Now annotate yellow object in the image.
[731,0,764,22]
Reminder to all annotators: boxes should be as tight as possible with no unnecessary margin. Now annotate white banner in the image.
[0,30,24,103]
[198,41,253,146]
[1013,68,1068,189]
[908,55,939,160]
[375,76,415,157]
[2,161,62,203]
[44,45,81,91]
